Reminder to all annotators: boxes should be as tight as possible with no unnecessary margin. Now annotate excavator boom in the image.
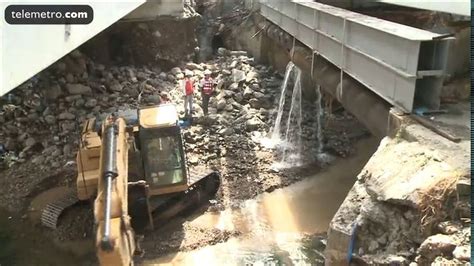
[94,117,135,266]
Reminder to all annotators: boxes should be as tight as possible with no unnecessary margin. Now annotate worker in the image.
[183,70,194,119]
[200,69,215,116]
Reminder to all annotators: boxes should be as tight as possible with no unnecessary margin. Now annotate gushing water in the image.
[281,69,303,164]
[261,61,327,169]
[315,85,324,154]
[271,62,295,142]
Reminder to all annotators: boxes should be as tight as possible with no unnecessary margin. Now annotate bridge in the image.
[258,0,456,137]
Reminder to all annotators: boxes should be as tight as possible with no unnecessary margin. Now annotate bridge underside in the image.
[259,0,452,114]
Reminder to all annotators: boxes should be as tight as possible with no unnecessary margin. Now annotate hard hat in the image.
[185,70,193,77]
[204,69,212,75]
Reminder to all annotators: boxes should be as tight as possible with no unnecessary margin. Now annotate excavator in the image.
[41,103,220,265]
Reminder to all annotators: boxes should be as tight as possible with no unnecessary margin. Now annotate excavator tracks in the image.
[41,190,79,229]
[149,168,220,225]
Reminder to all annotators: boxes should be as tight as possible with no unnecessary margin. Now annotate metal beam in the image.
[376,0,470,17]
[260,0,452,112]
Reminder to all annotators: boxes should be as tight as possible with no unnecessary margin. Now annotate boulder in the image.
[194,70,204,79]
[63,144,73,156]
[171,67,182,75]
[159,72,167,79]
[217,47,227,56]
[32,155,46,165]
[44,84,62,100]
[186,62,204,71]
[249,98,263,109]
[250,83,260,91]
[61,121,76,132]
[216,99,227,111]
[230,60,238,69]
[437,221,462,235]
[222,69,231,75]
[109,81,123,92]
[230,50,247,56]
[452,245,470,261]
[24,137,36,148]
[66,73,75,83]
[245,71,258,83]
[243,86,253,99]
[85,98,98,108]
[418,234,457,261]
[65,95,82,102]
[232,69,246,83]
[234,93,244,103]
[225,104,234,112]
[208,107,218,115]
[58,112,76,120]
[246,117,263,131]
[218,127,234,136]
[253,92,265,99]
[228,82,239,91]
[44,115,56,125]
[66,84,91,95]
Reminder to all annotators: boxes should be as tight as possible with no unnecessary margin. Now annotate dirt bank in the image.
[325,106,471,265]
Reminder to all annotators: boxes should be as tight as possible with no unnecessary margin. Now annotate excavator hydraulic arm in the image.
[94,116,136,266]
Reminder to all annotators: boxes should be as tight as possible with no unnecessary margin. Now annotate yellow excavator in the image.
[42,103,220,265]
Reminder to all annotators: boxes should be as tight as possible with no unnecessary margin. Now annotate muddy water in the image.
[144,137,379,265]
[0,137,378,265]
[0,188,94,265]
[0,210,86,266]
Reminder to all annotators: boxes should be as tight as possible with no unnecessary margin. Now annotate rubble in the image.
[0,40,365,260]
[417,234,458,261]
[326,121,471,265]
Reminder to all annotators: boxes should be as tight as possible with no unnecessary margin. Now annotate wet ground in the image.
[0,137,378,265]
[141,137,379,265]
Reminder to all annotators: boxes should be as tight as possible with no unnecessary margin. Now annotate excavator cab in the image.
[138,106,189,196]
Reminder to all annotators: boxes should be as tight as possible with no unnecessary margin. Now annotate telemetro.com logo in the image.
[5,5,93,24]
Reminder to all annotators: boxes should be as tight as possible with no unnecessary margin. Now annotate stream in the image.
[0,137,378,266]
[143,137,379,265]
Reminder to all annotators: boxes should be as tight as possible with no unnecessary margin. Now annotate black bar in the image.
[5,5,93,25]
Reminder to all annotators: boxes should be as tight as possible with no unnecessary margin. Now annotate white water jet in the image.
[315,85,324,154]
[271,61,295,141]
[260,62,296,149]
[281,68,302,165]
[314,85,334,165]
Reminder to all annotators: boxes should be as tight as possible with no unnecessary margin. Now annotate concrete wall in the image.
[260,35,290,74]
[445,27,470,78]
[81,15,199,67]
[224,15,264,62]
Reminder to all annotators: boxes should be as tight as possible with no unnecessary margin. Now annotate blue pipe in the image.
[347,222,358,263]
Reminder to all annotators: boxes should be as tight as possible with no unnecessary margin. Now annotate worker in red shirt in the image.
[200,69,215,116]
[183,70,195,118]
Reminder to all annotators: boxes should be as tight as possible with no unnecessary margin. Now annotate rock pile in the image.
[0,45,362,215]
[0,48,288,211]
